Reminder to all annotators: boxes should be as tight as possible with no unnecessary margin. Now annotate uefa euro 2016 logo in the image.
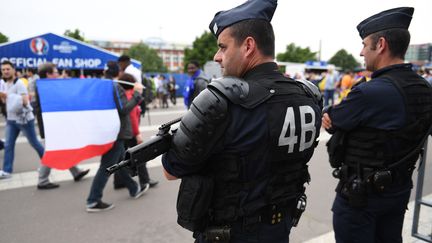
[30,37,49,55]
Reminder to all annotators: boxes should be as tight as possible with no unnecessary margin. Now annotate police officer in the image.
[322,7,432,243]
[162,0,322,242]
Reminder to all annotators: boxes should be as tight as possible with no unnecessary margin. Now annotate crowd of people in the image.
[1,0,432,242]
[0,53,214,212]
[0,55,161,212]
[290,66,432,111]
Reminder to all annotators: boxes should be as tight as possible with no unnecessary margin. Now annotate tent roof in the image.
[0,33,141,70]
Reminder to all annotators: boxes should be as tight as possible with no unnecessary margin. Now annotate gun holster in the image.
[347,177,368,208]
[291,194,307,227]
[203,226,231,243]
[372,170,392,192]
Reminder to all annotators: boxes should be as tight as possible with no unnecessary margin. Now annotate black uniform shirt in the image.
[328,64,409,131]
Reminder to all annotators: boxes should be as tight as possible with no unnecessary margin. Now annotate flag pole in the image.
[113,79,134,86]
[113,80,146,89]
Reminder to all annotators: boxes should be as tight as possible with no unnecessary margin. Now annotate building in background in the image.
[406,43,432,66]
[90,37,191,73]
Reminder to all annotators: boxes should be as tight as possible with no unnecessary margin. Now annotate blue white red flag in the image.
[37,78,120,169]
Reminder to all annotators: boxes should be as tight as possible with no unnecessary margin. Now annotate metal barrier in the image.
[412,136,432,242]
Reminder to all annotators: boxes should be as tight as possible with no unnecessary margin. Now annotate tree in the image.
[125,42,167,73]
[183,31,218,71]
[64,29,85,42]
[0,32,8,43]
[328,49,360,71]
[277,43,317,63]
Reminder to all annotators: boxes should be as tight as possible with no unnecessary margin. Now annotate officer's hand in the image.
[133,82,144,94]
[136,134,143,144]
[163,168,178,180]
[322,113,333,129]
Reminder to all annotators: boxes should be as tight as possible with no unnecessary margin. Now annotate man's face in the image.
[187,63,198,76]
[118,61,127,71]
[1,64,15,81]
[360,35,379,72]
[213,28,245,77]
[47,68,60,79]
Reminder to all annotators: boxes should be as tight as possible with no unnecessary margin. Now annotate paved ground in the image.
[0,98,431,243]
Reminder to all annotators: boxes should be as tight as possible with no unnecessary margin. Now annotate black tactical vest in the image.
[207,77,322,224]
[343,69,432,170]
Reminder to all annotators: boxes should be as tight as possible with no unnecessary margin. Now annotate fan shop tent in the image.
[0,32,141,70]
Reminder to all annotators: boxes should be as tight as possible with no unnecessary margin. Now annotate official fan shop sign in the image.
[0,33,141,70]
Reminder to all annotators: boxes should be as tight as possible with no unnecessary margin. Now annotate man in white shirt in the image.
[118,55,142,83]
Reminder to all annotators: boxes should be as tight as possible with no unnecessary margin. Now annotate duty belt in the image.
[238,199,298,228]
[335,164,414,194]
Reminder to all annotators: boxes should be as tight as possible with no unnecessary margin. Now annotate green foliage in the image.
[276,43,317,63]
[64,29,85,42]
[328,49,360,71]
[126,42,167,73]
[183,31,218,71]
[0,32,9,43]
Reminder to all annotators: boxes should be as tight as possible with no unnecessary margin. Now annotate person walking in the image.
[0,61,89,186]
[168,75,176,106]
[86,61,148,212]
[323,68,338,107]
[0,60,41,180]
[322,7,432,243]
[35,63,90,189]
[113,73,159,190]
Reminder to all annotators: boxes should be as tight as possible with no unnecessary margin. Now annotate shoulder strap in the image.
[209,76,273,109]
[295,79,323,109]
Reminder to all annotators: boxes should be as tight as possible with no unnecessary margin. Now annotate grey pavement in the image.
[0,98,431,243]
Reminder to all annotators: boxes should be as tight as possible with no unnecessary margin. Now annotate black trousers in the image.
[113,137,150,187]
[332,188,410,243]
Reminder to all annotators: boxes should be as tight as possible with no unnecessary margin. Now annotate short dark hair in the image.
[118,73,136,90]
[38,62,57,78]
[118,55,131,63]
[229,19,275,58]
[105,61,119,79]
[1,60,15,69]
[188,60,200,68]
[369,29,410,59]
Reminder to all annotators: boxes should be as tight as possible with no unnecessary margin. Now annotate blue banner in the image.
[0,33,141,70]
[305,60,328,67]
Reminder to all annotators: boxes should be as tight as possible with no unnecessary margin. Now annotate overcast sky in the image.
[1,0,431,62]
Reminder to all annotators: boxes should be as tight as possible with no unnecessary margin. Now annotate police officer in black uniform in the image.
[322,7,432,243]
[161,0,322,242]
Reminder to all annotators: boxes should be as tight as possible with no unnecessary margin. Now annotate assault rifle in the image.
[106,117,182,175]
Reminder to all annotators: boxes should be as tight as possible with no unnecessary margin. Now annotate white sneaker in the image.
[133,183,149,199]
[0,170,12,179]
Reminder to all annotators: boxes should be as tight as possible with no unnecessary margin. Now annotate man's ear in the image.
[244,37,256,57]
[376,37,387,54]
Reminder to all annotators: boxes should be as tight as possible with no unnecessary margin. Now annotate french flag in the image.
[37,78,120,170]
